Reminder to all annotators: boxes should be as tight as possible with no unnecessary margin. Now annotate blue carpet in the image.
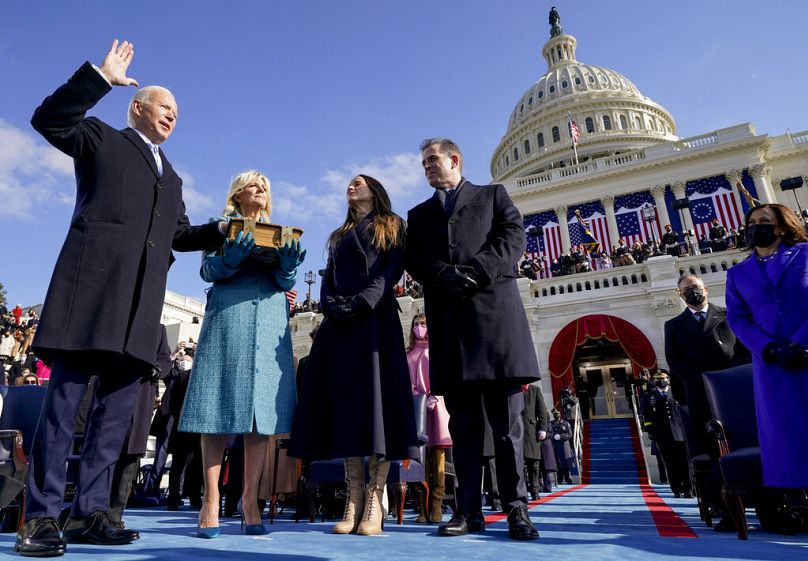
[1,485,806,560]
[587,419,641,484]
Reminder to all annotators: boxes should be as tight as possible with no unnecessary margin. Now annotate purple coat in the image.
[725,242,808,488]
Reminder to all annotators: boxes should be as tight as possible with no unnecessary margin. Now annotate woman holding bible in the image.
[179,170,305,538]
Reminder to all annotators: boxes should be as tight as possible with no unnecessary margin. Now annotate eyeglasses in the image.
[22,379,38,385]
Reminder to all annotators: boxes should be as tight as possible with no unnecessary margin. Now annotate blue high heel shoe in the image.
[197,526,220,539]
[238,500,267,536]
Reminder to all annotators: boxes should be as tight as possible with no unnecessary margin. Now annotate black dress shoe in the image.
[490,498,503,512]
[437,513,469,536]
[674,492,682,498]
[467,512,486,533]
[14,517,66,557]
[713,516,737,532]
[507,504,539,540]
[63,511,139,545]
[684,492,693,499]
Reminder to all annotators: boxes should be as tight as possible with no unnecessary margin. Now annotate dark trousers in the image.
[444,385,527,516]
[25,354,141,519]
[525,458,541,494]
[656,439,691,495]
[109,452,140,524]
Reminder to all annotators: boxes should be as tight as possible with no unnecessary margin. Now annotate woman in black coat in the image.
[289,175,418,536]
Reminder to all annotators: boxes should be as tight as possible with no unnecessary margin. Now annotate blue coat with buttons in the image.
[30,62,223,370]
[726,242,808,487]
[179,216,298,435]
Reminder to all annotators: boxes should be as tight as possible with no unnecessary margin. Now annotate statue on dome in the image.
[549,6,563,37]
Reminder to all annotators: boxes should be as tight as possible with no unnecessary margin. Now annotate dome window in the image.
[524,140,531,154]
[562,80,569,89]
[585,117,594,133]
[538,90,544,99]
[602,115,612,130]
[552,126,560,143]
[513,147,519,161]
[619,115,627,129]
[520,103,524,113]
[537,133,545,147]
[635,116,643,129]
[528,96,533,105]
[575,77,581,85]
[599,75,608,84]
[588,75,595,84]
[505,155,510,166]
[549,85,555,93]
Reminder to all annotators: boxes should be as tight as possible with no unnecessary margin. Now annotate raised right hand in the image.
[222,231,256,268]
[98,39,139,87]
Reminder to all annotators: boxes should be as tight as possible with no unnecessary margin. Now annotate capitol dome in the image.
[491,13,678,182]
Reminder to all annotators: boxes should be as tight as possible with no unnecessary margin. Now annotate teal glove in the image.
[222,231,256,268]
[275,240,306,273]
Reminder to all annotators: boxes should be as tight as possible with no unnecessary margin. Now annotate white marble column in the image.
[671,181,695,233]
[725,169,747,217]
[750,163,777,204]
[555,205,571,253]
[601,194,620,249]
[650,184,671,227]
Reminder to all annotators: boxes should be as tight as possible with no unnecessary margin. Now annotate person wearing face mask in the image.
[407,314,452,523]
[661,225,681,257]
[709,218,728,252]
[641,371,691,498]
[550,409,574,485]
[664,273,750,528]
[725,203,808,491]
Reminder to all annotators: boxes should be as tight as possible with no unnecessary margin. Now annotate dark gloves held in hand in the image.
[324,295,368,320]
[437,264,481,296]
[222,231,257,268]
[763,341,808,369]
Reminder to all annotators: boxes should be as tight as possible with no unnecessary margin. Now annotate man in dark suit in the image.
[641,371,691,497]
[15,41,224,557]
[405,138,541,540]
[664,274,750,527]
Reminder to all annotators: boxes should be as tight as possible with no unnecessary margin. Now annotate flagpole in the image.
[568,111,579,166]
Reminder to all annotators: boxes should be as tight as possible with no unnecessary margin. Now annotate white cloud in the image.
[0,119,74,219]
[174,167,218,218]
[321,152,427,213]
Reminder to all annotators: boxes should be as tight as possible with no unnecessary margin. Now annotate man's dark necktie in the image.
[444,188,457,214]
[697,310,707,324]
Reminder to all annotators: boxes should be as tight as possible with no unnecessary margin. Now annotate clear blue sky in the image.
[1,0,806,308]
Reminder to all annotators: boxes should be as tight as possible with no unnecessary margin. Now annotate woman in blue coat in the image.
[179,170,305,537]
[289,174,419,536]
[725,203,808,488]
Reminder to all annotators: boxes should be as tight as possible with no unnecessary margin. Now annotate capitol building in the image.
[168,11,808,421]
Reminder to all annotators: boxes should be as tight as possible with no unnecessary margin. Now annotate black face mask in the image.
[746,224,779,248]
[682,286,706,307]
[655,380,669,389]
[553,414,561,420]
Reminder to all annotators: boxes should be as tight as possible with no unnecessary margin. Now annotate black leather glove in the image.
[326,295,368,321]
[437,265,479,296]
[763,342,808,369]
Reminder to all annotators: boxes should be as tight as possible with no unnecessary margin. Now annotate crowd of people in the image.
[3,38,806,558]
[0,306,48,387]
[518,218,750,280]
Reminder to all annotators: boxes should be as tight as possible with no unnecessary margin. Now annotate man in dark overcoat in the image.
[664,274,749,527]
[521,384,549,499]
[15,41,224,557]
[405,138,541,540]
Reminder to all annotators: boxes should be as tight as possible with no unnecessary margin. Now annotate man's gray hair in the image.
[419,137,463,171]
[127,86,173,127]
[676,273,704,289]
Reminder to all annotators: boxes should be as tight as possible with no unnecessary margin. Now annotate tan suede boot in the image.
[356,456,390,535]
[414,485,428,524]
[429,448,446,524]
[333,457,366,534]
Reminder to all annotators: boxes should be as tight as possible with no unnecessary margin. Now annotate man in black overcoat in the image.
[15,41,224,557]
[405,138,541,540]
[664,274,750,527]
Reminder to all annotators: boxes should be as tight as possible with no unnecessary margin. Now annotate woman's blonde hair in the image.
[222,170,272,220]
[327,174,403,251]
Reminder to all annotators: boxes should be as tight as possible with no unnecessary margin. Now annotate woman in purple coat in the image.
[725,203,808,488]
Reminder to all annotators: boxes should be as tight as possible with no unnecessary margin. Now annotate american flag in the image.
[614,191,661,247]
[524,211,561,278]
[569,119,581,146]
[686,175,742,239]
[285,289,297,314]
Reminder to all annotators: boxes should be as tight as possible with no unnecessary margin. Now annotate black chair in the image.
[0,385,47,532]
[703,364,761,539]
[678,405,714,526]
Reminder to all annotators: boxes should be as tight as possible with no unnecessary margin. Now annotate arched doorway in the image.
[548,315,657,419]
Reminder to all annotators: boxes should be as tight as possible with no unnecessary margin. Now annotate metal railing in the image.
[629,384,653,483]
[571,402,584,482]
